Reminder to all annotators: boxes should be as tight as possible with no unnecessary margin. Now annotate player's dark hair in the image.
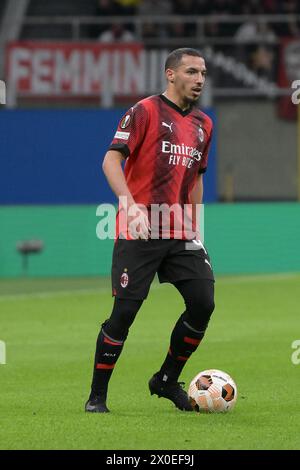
[165,48,203,71]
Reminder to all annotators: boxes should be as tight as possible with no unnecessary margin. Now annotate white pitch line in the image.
[0,273,298,302]
[216,272,300,284]
[0,287,107,301]
[0,283,164,302]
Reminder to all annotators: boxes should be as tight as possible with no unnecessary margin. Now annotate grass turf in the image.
[0,274,300,450]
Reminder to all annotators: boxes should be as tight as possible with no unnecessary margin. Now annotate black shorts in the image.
[111,239,214,300]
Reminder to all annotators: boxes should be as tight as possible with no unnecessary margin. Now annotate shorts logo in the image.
[199,127,204,143]
[120,270,129,288]
[120,115,131,129]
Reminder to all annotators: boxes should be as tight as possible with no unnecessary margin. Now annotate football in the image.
[188,369,237,413]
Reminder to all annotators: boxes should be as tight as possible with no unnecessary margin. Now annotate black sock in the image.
[90,327,124,400]
[158,312,205,382]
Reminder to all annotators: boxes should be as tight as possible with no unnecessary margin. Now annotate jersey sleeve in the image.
[109,102,148,158]
[199,121,213,174]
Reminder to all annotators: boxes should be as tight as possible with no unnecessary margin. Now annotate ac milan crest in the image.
[198,126,204,143]
[120,271,129,288]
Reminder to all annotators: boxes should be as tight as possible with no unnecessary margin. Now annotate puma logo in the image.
[162,121,173,132]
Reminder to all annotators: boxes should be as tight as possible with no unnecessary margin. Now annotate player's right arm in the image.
[102,150,135,207]
[102,149,150,240]
[103,102,150,239]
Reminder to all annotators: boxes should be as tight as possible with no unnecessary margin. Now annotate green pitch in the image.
[0,274,299,450]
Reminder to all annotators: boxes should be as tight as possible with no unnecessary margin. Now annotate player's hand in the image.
[127,203,151,240]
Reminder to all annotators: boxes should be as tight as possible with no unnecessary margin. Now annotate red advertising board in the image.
[6,42,144,100]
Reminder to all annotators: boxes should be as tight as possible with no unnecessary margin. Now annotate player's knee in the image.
[186,288,215,331]
[103,313,134,341]
[103,298,142,341]
[103,319,129,341]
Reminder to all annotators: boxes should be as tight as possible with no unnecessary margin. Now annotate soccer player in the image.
[85,48,215,413]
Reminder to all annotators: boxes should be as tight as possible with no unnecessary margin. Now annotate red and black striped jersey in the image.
[109,94,213,207]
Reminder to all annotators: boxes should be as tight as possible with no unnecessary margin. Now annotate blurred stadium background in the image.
[1,0,300,450]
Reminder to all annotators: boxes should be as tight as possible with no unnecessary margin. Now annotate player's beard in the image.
[184,92,201,107]
[188,94,201,105]
[183,84,202,106]
[175,81,202,108]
